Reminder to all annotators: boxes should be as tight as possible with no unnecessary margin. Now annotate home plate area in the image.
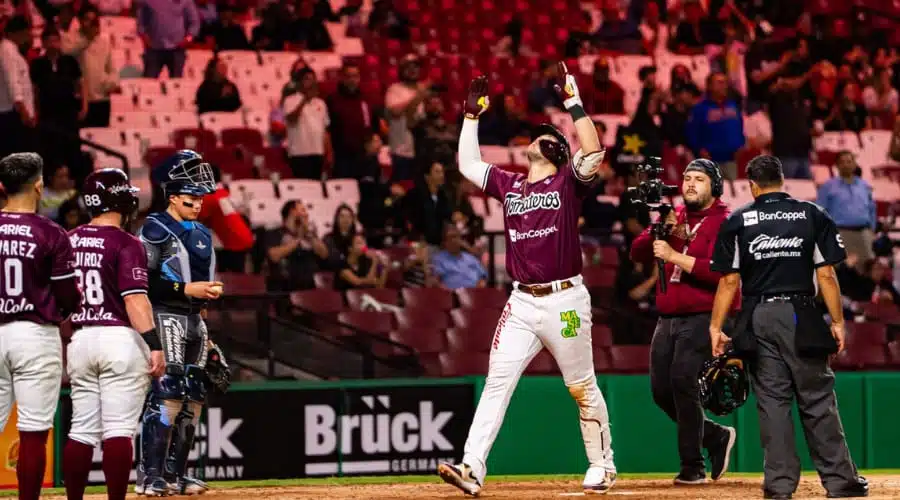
[40,475,900,499]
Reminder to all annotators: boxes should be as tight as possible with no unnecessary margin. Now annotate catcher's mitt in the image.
[698,350,749,416]
[205,343,231,394]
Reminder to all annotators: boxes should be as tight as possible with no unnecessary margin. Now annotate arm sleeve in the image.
[118,237,149,297]
[812,204,847,267]
[710,213,742,274]
[458,118,491,190]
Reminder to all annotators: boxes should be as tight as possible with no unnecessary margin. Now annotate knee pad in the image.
[153,372,186,401]
[183,365,207,404]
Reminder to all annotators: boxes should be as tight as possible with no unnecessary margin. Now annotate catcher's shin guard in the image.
[568,378,615,471]
[141,398,181,480]
[165,401,202,482]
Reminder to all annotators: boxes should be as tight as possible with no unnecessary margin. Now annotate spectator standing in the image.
[265,200,329,292]
[251,3,287,51]
[767,77,813,179]
[816,151,876,265]
[367,0,410,41]
[197,4,250,51]
[660,85,699,148]
[411,93,459,169]
[198,166,254,272]
[527,59,560,115]
[403,162,452,248]
[63,7,119,128]
[686,72,744,180]
[193,0,216,27]
[136,0,200,78]
[30,27,85,180]
[862,67,898,130]
[195,58,241,114]
[594,0,643,54]
[334,234,387,291]
[326,63,373,179]
[583,57,625,115]
[671,1,723,55]
[478,93,531,146]
[283,67,330,179]
[384,54,429,182]
[431,224,487,289]
[0,16,36,158]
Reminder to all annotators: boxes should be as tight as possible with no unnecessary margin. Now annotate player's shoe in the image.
[438,462,482,497]
[673,470,707,485]
[140,477,170,497]
[169,476,210,495]
[583,466,617,495]
[708,426,737,480]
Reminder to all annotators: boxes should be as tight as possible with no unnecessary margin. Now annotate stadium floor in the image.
[26,472,900,499]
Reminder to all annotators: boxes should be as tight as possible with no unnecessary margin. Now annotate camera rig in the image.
[627,157,679,293]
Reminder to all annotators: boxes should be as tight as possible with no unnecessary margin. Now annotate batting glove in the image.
[464,75,490,120]
[553,61,583,110]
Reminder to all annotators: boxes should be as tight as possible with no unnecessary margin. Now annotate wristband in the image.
[141,328,163,351]
[568,103,587,121]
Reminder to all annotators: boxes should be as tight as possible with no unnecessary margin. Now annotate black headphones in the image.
[685,159,724,198]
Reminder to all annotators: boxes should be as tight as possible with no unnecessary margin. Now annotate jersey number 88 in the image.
[74,269,104,306]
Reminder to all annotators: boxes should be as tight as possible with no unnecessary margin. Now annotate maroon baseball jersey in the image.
[69,225,149,328]
[484,161,592,284]
[0,212,76,325]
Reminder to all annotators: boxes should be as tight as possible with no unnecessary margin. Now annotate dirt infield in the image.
[41,474,900,499]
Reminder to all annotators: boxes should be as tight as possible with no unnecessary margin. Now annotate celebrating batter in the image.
[136,150,225,496]
[62,169,166,500]
[0,152,81,500]
[438,64,615,496]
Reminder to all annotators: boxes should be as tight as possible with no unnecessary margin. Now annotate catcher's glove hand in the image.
[552,61,583,110]
[464,75,490,119]
[205,343,231,394]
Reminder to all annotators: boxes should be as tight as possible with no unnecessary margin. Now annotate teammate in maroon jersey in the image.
[63,168,166,500]
[0,152,81,500]
[438,64,617,496]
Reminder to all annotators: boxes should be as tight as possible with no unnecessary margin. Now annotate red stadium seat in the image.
[582,265,617,289]
[592,324,613,347]
[439,351,490,376]
[455,287,508,310]
[219,272,266,296]
[173,128,217,153]
[338,310,395,336]
[381,245,414,265]
[888,341,900,367]
[593,346,612,372]
[861,302,900,323]
[833,345,888,370]
[446,327,494,353]
[847,322,887,346]
[290,290,344,315]
[145,146,177,170]
[390,328,447,355]
[450,308,502,333]
[395,308,450,331]
[259,147,292,179]
[345,288,400,311]
[313,272,334,290]
[525,349,558,374]
[402,287,454,311]
[419,353,443,376]
[609,345,651,373]
[221,128,264,153]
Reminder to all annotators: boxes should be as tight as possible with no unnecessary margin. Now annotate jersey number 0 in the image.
[74,269,104,306]
[0,258,23,296]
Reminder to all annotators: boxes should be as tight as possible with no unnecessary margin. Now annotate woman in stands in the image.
[324,203,358,266]
[195,57,242,114]
[334,234,387,291]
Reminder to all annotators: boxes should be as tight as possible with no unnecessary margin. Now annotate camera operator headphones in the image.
[684,159,724,198]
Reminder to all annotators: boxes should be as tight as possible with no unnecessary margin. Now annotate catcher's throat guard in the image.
[698,351,749,416]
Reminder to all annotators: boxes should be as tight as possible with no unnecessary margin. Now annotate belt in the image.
[517,280,574,297]
[758,293,814,304]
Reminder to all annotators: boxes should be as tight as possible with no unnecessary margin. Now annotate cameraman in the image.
[629,159,740,485]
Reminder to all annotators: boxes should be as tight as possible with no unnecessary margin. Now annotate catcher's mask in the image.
[531,123,570,168]
[698,351,749,416]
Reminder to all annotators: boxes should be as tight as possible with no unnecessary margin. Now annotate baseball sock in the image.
[17,430,49,500]
[102,437,133,500]
[63,439,94,500]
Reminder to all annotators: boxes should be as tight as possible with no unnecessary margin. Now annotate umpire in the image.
[630,159,738,485]
[708,155,868,499]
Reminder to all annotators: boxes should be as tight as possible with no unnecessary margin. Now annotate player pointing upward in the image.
[438,63,616,496]
[0,152,81,500]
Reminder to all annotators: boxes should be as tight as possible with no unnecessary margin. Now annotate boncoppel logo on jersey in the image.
[509,226,558,243]
[743,210,807,226]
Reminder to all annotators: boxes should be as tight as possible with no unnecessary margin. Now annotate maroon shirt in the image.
[69,225,149,328]
[485,162,591,284]
[0,212,76,325]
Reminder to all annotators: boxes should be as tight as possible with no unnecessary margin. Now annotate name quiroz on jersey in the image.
[69,234,115,322]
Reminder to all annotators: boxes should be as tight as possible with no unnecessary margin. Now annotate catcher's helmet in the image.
[153,150,215,197]
[531,123,571,168]
[82,168,139,218]
[698,351,749,416]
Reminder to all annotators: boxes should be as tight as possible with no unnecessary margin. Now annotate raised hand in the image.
[464,75,490,119]
[553,61,583,109]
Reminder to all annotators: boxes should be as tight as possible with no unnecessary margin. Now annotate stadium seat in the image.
[280,179,325,201]
[221,128,265,152]
[439,351,490,376]
[525,349,558,374]
[593,346,612,372]
[592,324,613,347]
[446,326,494,353]
[345,288,400,311]
[389,328,447,355]
[455,287,508,310]
[246,199,283,229]
[120,77,162,96]
[450,308,502,333]
[888,341,900,367]
[200,111,246,135]
[582,265,616,289]
[313,272,334,290]
[337,310,395,336]
[219,272,266,296]
[608,345,651,373]
[290,289,344,315]
[782,179,817,201]
[257,147,292,179]
[860,302,900,323]
[325,179,361,207]
[125,127,171,148]
[396,308,450,331]
[833,345,888,370]
[402,287,454,311]
[228,179,276,203]
[847,322,888,346]
[156,112,200,132]
[173,128,217,153]
[145,146,178,170]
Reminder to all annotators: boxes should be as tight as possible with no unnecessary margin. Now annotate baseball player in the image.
[136,150,224,496]
[0,152,81,500]
[438,64,615,496]
[62,169,166,500]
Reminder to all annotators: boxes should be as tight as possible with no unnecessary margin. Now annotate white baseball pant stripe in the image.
[461,276,615,482]
[0,321,62,432]
[67,326,151,447]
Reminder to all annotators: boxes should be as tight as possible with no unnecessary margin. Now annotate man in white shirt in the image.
[63,6,120,127]
[283,67,331,180]
[0,15,36,158]
[384,54,430,182]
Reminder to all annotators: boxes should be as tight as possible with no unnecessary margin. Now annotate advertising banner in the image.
[0,404,53,489]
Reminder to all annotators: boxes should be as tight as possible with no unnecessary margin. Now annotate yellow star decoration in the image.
[622,134,646,155]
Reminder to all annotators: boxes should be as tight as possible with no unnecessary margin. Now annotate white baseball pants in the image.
[461,276,615,482]
[0,321,62,432]
[67,326,151,447]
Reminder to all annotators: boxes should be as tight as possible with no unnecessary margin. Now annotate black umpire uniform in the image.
[710,156,867,499]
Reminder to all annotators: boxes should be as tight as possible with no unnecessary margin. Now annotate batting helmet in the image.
[531,123,571,168]
[153,150,216,198]
[698,351,749,416]
[684,158,724,198]
[81,168,139,218]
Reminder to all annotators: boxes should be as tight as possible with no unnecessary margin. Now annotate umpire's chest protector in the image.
[145,212,216,283]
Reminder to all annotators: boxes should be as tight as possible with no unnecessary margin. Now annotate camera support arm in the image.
[650,204,673,294]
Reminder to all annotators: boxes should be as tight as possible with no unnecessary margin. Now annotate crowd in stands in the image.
[2,0,900,352]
